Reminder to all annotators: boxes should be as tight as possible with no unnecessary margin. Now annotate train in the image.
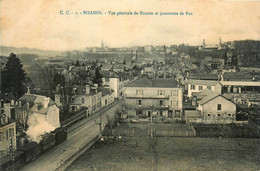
[0,127,67,171]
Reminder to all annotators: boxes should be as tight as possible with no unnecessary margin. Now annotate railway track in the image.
[65,100,122,134]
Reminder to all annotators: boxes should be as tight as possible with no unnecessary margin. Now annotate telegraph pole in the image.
[100,112,102,134]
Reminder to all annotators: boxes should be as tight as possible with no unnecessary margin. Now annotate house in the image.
[124,78,183,120]
[15,93,60,128]
[98,86,114,108]
[196,90,236,124]
[141,67,155,77]
[70,85,102,115]
[101,70,129,98]
[0,114,16,159]
[186,80,222,97]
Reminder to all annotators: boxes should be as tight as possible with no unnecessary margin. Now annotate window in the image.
[105,77,109,82]
[8,129,11,137]
[191,85,195,90]
[198,86,203,90]
[136,89,143,95]
[208,113,211,116]
[81,98,85,104]
[158,90,165,95]
[172,100,178,107]
[6,130,8,140]
[0,132,2,141]
[171,90,177,96]
[228,114,231,117]
[11,128,14,136]
[217,104,221,110]
[218,114,221,117]
[160,100,163,106]
[137,100,142,106]
[0,150,3,158]
[207,86,211,89]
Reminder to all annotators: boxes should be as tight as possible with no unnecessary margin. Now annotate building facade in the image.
[186,80,222,97]
[124,78,183,119]
[197,93,236,124]
[70,85,102,115]
[16,93,60,128]
[0,114,16,159]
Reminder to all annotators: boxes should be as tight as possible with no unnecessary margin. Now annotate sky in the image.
[0,0,259,51]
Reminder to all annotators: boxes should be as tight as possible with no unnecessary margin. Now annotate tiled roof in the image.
[98,86,114,97]
[198,93,220,105]
[71,66,87,73]
[187,73,218,80]
[17,94,56,114]
[192,89,214,100]
[196,89,233,106]
[223,72,252,80]
[186,80,219,86]
[125,78,181,88]
[101,70,119,78]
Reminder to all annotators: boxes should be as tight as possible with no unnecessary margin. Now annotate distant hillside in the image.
[0,46,63,58]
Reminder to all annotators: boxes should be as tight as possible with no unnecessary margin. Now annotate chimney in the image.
[147,78,152,87]
[192,96,197,106]
[11,100,15,106]
[109,68,113,77]
[35,104,38,111]
[43,97,50,108]
[92,85,98,93]
[0,100,4,108]
[85,85,90,95]
[27,87,31,94]
[4,103,11,118]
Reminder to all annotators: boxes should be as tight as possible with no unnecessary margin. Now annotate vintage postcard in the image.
[0,0,259,171]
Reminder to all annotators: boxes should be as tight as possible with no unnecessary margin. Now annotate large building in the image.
[196,91,236,124]
[185,89,237,124]
[70,85,102,115]
[186,80,222,97]
[0,114,16,159]
[101,70,129,98]
[98,86,115,108]
[124,78,183,119]
[15,93,60,128]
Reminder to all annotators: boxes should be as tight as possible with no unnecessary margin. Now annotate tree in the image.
[1,53,27,99]
[75,60,80,66]
[92,65,103,86]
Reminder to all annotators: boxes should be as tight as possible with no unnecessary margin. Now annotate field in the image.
[66,123,260,171]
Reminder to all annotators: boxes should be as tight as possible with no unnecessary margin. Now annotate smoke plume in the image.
[26,113,56,143]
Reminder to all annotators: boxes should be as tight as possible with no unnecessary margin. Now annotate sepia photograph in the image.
[0,0,260,170]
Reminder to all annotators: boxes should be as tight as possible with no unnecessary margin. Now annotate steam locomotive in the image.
[0,127,67,171]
